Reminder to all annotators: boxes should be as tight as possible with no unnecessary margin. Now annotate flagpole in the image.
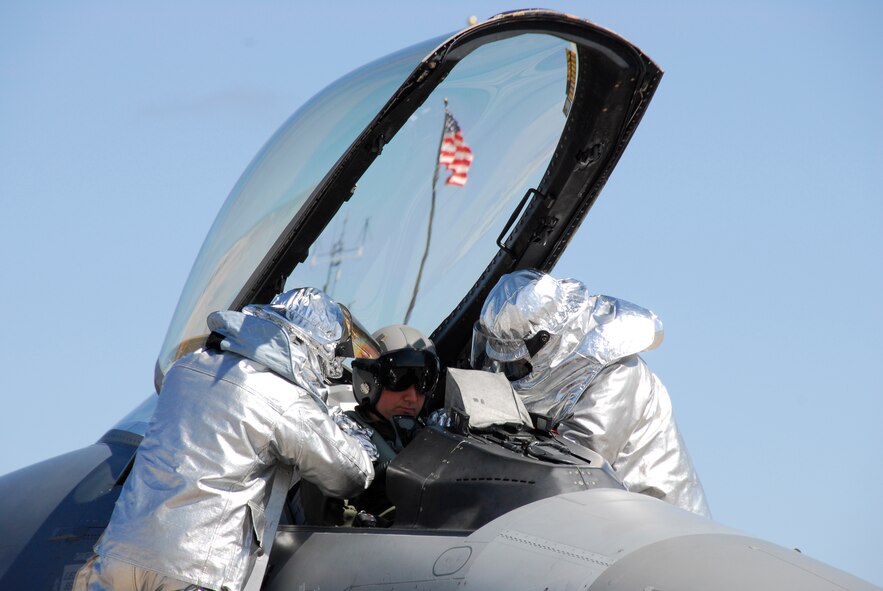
[404,98,448,324]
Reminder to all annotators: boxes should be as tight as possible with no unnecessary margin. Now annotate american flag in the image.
[438,110,473,186]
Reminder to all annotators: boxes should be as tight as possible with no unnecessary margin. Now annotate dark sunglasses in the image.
[376,349,440,394]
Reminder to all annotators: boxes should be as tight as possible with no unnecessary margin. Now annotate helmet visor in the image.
[378,349,440,394]
[470,321,529,369]
[471,321,553,382]
[336,304,381,360]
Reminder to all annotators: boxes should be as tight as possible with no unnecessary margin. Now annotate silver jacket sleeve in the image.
[94,348,374,591]
[558,355,711,517]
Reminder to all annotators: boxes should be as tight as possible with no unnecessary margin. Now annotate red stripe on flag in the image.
[438,111,472,186]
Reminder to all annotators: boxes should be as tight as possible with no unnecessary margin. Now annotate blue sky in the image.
[1,1,880,586]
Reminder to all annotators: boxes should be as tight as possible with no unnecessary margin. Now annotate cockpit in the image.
[291,367,623,531]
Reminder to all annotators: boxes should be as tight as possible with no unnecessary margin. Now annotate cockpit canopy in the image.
[156,10,661,390]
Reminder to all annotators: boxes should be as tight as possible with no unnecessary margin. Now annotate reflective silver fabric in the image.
[94,295,375,591]
[331,406,380,462]
[558,355,710,516]
[245,286,348,381]
[476,270,709,517]
[211,307,332,406]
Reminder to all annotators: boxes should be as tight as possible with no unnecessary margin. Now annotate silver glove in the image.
[330,406,380,462]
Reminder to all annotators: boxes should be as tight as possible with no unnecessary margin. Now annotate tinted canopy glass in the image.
[285,34,572,337]
[158,30,576,383]
[157,39,441,378]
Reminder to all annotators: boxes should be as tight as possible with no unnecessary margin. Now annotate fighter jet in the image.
[0,9,878,591]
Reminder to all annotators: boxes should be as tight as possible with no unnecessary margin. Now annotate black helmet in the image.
[351,325,440,412]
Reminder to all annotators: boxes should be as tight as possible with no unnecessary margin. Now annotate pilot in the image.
[471,270,710,517]
[301,324,440,526]
[350,324,440,452]
[74,287,379,591]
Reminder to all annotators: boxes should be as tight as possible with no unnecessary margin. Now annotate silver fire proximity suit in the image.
[473,270,710,517]
[75,287,376,591]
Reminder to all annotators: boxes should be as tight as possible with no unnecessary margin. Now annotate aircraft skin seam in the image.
[498,529,613,567]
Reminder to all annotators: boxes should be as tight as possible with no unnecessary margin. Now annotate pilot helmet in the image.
[245,286,381,380]
[471,270,584,381]
[351,324,440,414]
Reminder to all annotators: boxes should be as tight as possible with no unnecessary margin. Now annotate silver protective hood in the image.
[474,270,663,425]
[207,286,353,406]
